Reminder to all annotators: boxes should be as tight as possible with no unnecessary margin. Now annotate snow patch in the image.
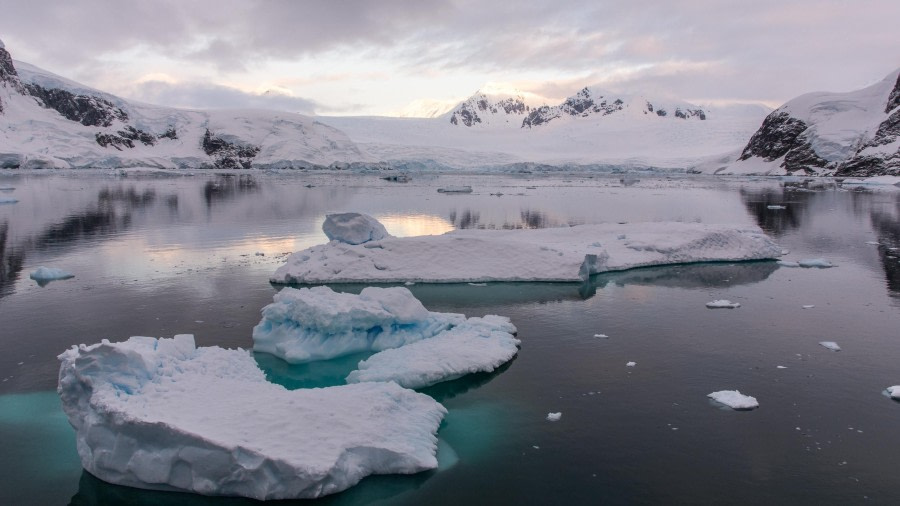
[57,335,446,500]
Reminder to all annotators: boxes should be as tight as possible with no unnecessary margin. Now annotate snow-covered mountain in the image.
[445,87,708,129]
[715,68,900,176]
[0,40,368,169]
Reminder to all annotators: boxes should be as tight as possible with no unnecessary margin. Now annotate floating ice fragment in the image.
[346,315,519,389]
[593,334,609,338]
[802,305,815,309]
[706,300,740,309]
[865,241,881,246]
[777,366,787,369]
[29,266,74,285]
[708,390,759,410]
[778,260,800,267]
[885,386,900,400]
[323,212,391,245]
[404,281,416,286]
[767,205,786,210]
[799,258,833,268]
[626,361,636,367]
[437,186,473,193]
[468,282,487,286]
[57,335,446,500]
[547,412,562,421]
[819,341,841,351]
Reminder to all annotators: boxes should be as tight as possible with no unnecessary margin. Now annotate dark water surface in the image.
[0,170,898,505]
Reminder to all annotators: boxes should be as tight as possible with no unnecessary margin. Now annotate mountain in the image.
[0,40,368,170]
[445,87,708,129]
[717,68,900,176]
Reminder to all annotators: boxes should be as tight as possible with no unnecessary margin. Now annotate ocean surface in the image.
[0,170,898,505]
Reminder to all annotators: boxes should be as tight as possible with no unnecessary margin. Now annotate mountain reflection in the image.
[739,187,808,236]
[870,209,900,299]
[203,173,258,207]
[448,209,560,230]
[0,221,25,298]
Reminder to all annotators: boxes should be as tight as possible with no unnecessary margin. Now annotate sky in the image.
[1,0,898,117]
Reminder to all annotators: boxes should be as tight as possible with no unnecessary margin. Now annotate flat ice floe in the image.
[271,216,782,284]
[706,299,741,308]
[346,315,519,389]
[57,335,446,500]
[708,390,759,410]
[798,258,833,268]
[29,266,74,285]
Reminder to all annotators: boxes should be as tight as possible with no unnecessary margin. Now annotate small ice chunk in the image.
[886,386,900,400]
[778,260,800,267]
[322,212,390,245]
[777,366,787,369]
[767,205,786,210]
[819,341,841,352]
[29,266,74,285]
[547,412,562,421]
[468,282,487,287]
[404,281,416,286]
[706,300,740,309]
[708,390,759,410]
[865,241,881,246]
[802,305,815,309]
[799,258,833,268]
[593,333,608,338]
[626,361,636,367]
[437,186,473,193]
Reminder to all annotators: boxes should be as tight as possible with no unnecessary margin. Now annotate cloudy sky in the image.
[1,0,898,116]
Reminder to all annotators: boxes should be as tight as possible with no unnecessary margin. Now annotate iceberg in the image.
[271,216,782,284]
[346,315,519,389]
[57,335,446,500]
[819,341,841,351]
[708,390,759,410]
[252,286,467,363]
[322,213,391,245]
[886,386,900,400]
[706,300,741,309]
[29,266,74,285]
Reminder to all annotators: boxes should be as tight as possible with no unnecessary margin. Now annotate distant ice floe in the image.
[802,305,815,309]
[819,341,841,352]
[29,266,74,285]
[546,412,562,421]
[57,335,445,500]
[437,186,473,193]
[271,215,782,284]
[778,258,834,268]
[708,390,759,410]
[346,315,519,389]
[706,300,740,309]
[885,386,900,400]
[767,205,786,210]
[626,361,637,367]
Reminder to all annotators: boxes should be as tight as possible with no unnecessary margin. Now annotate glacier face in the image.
[57,335,446,500]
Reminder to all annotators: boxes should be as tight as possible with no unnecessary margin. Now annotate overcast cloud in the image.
[1,0,898,115]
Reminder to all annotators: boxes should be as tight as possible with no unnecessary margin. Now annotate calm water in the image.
[0,170,898,505]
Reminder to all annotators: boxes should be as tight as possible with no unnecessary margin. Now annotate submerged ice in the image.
[271,216,782,284]
[57,335,446,500]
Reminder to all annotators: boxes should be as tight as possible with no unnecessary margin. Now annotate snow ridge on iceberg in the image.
[252,286,466,363]
[271,217,782,284]
[57,335,446,500]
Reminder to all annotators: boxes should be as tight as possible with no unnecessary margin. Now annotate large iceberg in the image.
[271,217,782,283]
[346,315,520,389]
[57,335,446,500]
[252,286,466,363]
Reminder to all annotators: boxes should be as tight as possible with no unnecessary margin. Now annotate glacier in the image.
[271,216,782,284]
[346,315,520,389]
[57,334,446,500]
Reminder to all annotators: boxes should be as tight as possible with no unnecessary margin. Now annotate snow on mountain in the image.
[714,68,900,176]
[445,91,531,128]
[0,43,368,169]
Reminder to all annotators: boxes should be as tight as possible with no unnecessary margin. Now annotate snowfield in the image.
[57,335,446,500]
[271,216,782,284]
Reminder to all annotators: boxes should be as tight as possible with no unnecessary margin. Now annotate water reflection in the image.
[870,209,900,299]
[203,174,258,208]
[0,221,25,298]
[448,208,563,230]
[740,187,808,236]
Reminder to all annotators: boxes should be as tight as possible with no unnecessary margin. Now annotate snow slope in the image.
[714,68,900,176]
[318,89,770,171]
[0,43,368,169]
[57,335,446,500]
[271,216,782,284]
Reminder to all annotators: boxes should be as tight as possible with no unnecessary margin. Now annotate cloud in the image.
[125,80,318,113]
